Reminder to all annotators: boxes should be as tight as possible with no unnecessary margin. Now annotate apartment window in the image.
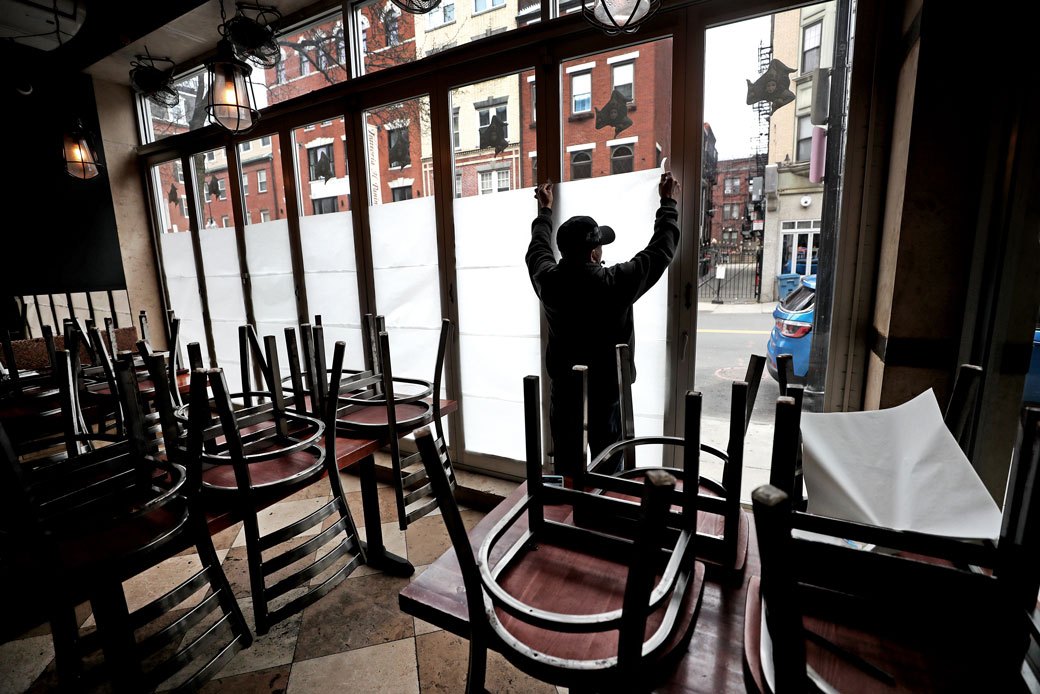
[454,171,462,198]
[452,107,460,150]
[174,162,184,183]
[338,37,346,64]
[474,0,504,12]
[388,127,410,168]
[276,60,286,84]
[571,73,591,113]
[385,15,399,47]
[308,144,335,180]
[260,209,271,223]
[319,45,329,70]
[571,150,592,180]
[205,151,216,162]
[312,197,337,215]
[257,169,268,193]
[724,177,741,194]
[217,177,227,200]
[530,82,536,121]
[362,27,368,54]
[612,62,634,102]
[610,145,634,175]
[241,140,252,152]
[245,209,252,224]
[797,115,813,162]
[531,156,537,186]
[221,215,230,227]
[723,203,741,220]
[479,169,510,195]
[242,173,249,196]
[391,186,412,202]
[802,21,822,74]
[301,51,311,75]
[478,104,508,141]
[428,1,455,27]
[261,135,271,147]
[179,195,187,218]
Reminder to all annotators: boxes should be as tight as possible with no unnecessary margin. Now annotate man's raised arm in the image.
[613,172,681,302]
[526,182,556,296]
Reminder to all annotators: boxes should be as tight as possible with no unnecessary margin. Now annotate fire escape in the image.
[749,40,772,245]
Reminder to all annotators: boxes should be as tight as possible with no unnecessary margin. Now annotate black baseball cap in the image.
[556,216,616,257]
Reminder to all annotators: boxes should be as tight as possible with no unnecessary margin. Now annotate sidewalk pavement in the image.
[697,301,775,314]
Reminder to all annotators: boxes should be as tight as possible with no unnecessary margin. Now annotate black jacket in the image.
[526,198,680,397]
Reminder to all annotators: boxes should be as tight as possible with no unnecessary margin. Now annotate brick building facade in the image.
[710,156,758,247]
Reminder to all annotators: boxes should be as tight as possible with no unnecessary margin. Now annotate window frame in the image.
[612,61,634,102]
[802,20,823,74]
[796,115,814,162]
[571,72,592,114]
[571,150,592,180]
[308,144,336,181]
[257,169,268,193]
[609,144,634,175]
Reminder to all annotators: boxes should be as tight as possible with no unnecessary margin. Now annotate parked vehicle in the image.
[1024,322,1040,405]
[767,275,815,383]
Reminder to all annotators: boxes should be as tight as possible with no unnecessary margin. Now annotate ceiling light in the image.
[63,119,104,180]
[582,0,660,35]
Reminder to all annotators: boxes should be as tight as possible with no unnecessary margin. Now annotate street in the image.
[694,304,779,424]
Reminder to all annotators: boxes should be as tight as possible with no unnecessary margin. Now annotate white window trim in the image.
[388,177,414,188]
[528,151,537,158]
[606,135,638,147]
[304,137,335,149]
[606,51,640,65]
[566,142,597,153]
[565,61,596,74]
[385,118,411,130]
[257,170,268,193]
[526,75,536,83]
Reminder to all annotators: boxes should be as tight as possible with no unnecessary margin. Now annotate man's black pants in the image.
[549,378,622,477]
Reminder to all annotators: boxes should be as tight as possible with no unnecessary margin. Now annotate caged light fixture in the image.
[63,119,105,180]
[206,1,261,133]
[390,0,442,14]
[582,0,660,35]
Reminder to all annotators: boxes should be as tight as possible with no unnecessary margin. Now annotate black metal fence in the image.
[697,245,762,303]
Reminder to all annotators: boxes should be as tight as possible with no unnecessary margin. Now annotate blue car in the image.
[767,275,815,383]
[1024,323,1040,405]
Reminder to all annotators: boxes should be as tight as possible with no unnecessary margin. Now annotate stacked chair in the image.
[578,347,766,579]
[0,350,251,693]
[745,381,1038,691]
[168,335,366,635]
[242,314,455,530]
[412,372,706,693]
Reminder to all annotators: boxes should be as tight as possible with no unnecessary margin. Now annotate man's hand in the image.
[535,181,553,210]
[659,172,680,201]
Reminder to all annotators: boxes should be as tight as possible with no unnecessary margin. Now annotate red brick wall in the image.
[710,157,756,244]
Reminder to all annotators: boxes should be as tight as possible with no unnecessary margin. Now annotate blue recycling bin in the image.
[776,273,801,301]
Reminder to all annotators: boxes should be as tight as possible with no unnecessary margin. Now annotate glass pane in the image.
[140,68,209,143]
[257,11,348,108]
[294,118,365,369]
[191,147,246,391]
[557,39,673,467]
[152,159,209,359]
[451,70,540,460]
[356,0,537,76]
[365,97,442,385]
[237,133,295,368]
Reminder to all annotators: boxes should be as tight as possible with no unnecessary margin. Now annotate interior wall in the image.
[0,73,126,300]
[94,78,167,349]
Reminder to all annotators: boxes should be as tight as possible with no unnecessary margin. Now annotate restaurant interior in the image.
[0,0,1037,692]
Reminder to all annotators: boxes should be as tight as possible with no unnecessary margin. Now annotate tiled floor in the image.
[0,456,568,694]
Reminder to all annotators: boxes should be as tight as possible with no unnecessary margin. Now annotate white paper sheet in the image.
[800,389,1001,539]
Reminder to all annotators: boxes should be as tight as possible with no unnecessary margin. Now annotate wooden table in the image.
[204,400,458,577]
[399,481,760,693]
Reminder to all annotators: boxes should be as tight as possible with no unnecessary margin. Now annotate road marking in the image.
[697,329,771,335]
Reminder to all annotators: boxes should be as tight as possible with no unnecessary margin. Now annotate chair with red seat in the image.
[0,353,251,693]
[180,338,366,634]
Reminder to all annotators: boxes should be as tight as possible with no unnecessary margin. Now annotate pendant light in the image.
[206,1,260,133]
[582,0,660,35]
[63,119,104,180]
[390,0,442,14]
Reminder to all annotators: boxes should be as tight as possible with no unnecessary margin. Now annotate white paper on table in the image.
[800,389,1001,539]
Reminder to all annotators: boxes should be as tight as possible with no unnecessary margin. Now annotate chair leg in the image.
[466,635,488,694]
[49,603,83,690]
[241,512,271,636]
[90,583,144,694]
[192,517,253,650]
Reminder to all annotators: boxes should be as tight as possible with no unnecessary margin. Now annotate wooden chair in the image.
[180,339,366,635]
[413,376,706,692]
[0,355,251,693]
[281,316,454,530]
[744,400,1040,693]
[596,347,762,578]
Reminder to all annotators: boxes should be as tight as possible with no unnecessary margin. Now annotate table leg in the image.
[358,453,414,577]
